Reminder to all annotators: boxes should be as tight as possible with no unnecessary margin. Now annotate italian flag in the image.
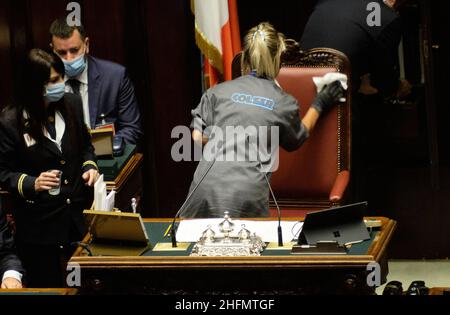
[193,0,242,88]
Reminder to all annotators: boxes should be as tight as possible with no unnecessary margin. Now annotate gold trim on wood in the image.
[105,153,143,192]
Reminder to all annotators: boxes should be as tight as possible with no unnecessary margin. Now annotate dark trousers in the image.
[351,93,394,213]
[17,242,76,288]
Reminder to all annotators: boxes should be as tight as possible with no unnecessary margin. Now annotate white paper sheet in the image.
[94,175,107,211]
[176,219,303,243]
[105,190,116,212]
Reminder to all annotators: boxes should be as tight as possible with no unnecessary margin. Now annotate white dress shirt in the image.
[22,110,66,151]
[44,111,66,152]
[65,62,91,128]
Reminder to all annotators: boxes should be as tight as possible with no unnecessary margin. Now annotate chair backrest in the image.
[232,45,351,213]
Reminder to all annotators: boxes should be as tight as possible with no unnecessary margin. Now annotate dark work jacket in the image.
[0,93,98,245]
[185,75,309,218]
[0,208,24,276]
[301,0,402,96]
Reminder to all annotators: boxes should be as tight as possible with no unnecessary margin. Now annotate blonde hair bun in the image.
[241,22,286,79]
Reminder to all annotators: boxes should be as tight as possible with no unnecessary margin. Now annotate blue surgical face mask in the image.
[63,53,87,78]
[44,82,66,103]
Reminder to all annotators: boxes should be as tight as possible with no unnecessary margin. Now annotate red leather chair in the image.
[233,44,352,217]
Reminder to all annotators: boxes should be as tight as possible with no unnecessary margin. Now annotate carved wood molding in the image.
[281,39,351,75]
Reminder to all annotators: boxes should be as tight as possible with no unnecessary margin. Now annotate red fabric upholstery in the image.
[272,67,339,199]
[330,170,350,202]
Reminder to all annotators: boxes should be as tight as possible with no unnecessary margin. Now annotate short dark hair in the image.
[50,18,86,40]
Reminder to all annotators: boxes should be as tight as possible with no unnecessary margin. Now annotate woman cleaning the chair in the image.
[184,22,344,218]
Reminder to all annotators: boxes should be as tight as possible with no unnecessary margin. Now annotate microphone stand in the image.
[260,165,283,247]
[247,136,283,247]
[265,172,283,247]
[171,144,220,248]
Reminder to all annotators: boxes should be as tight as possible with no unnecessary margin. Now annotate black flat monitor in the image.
[298,202,370,246]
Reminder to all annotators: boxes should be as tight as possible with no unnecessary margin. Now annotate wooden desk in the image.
[0,288,77,295]
[429,288,450,295]
[70,217,396,295]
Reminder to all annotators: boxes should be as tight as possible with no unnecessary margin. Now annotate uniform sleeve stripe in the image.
[18,174,27,198]
[83,161,98,170]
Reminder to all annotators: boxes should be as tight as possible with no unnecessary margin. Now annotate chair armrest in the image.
[329,170,350,202]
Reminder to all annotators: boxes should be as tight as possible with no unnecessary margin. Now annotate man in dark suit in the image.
[49,19,142,145]
[0,207,24,289]
[301,0,410,97]
[301,0,411,206]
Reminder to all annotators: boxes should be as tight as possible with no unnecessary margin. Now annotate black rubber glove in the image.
[311,80,345,114]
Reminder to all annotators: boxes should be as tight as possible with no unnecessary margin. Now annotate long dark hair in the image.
[14,49,81,149]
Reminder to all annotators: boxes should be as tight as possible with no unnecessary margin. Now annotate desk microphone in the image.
[246,136,283,247]
[170,142,222,248]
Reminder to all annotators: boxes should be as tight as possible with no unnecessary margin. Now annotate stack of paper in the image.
[105,190,116,212]
[94,175,115,212]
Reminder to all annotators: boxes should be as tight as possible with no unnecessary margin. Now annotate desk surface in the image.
[72,217,395,268]
[70,217,396,294]
[71,218,396,265]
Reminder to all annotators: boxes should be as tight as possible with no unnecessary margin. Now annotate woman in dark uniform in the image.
[0,49,99,287]
[185,22,344,218]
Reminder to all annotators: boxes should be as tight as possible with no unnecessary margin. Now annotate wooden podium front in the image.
[101,153,143,212]
[70,217,396,295]
[97,145,143,212]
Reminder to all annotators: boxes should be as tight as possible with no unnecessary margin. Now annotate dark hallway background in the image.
[0,0,449,259]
